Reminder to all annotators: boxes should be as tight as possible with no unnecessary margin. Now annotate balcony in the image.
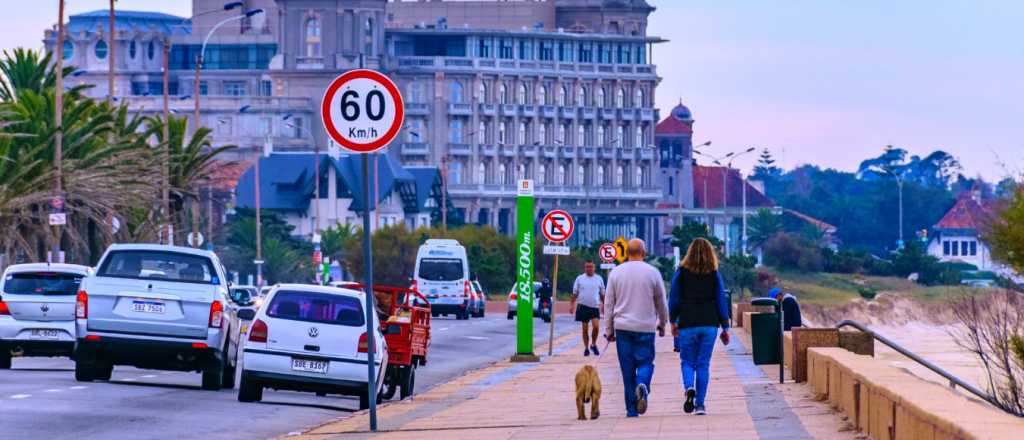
[522,144,538,156]
[543,146,557,158]
[559,107,575,119]
[520,105,536,118]
[637,148,655,160]
[581,147,596,159]
[501,145,518,157]
[481,144,498,156]
[500,104,517,116]
[540,105,557,118]
[560,146,576,158]
[405,102,429,115]
[639,108,655,122]
[580,107,597,119]
[599,147,616,159]
[619,108,638,120]
[448,143,471,156]
[401,142,428,155]
[479,103,497,116]
[448,103,472,116]
[388,55,659,78]
[600,108,617,120]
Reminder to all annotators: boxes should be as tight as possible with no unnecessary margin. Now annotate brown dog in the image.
[574,365,602,420]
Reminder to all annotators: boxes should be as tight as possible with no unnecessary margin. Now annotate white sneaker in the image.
[694,405,706,415]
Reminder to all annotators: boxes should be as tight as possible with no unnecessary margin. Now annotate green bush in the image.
[763,232,823,272]
[857,286,878,300]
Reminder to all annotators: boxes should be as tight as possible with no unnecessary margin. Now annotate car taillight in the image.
[76,291,88,319]
[208,301,223,328]
[0,300,9,316]
[464,280,470,298]
[249,319,268,342]
[508,292,517,301]
[358,332,369,353]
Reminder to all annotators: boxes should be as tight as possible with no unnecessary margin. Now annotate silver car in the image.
[0,263,92,368]
[74,244,241,390]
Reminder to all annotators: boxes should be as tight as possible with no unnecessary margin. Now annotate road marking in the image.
[123,378,137,382]
[10,394,31,399]
[464,336,489,340]
[69,386,88,390]
[45,389,62,393]
[439,327,449,331]
[142,375,157,378]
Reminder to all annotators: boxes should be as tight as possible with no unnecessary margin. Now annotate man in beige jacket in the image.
[604,238,669,417]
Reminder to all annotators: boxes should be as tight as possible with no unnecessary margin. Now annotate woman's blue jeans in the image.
[674,326,718,407]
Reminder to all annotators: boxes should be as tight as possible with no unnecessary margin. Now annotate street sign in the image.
[187,232,204,247]
[600,263,616,270]
[514,179,536,358]
[313,250,322,265]
[48,213,67,226]
[321,69,404,153]
[517,179,534,196]
[540,210,574,243]
[542,245,570,255]
[312,233,322,244]
[598,243,616,263]
[613,236,628,264]
[50,197,64,211]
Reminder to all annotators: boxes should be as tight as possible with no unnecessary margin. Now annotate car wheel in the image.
[221,347,237,390]
[316,391,327,397]
[0,351,11,369]
[507,311,513,320]
[95,361,113,381]
[359,391,370,410]
[74,360,95,382]
[542,314,551,323]
[202,357,225,391]
[399,364,416,400]
[237,374,262,402]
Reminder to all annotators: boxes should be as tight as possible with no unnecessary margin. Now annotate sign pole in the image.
[547,252,559,356]
[512,180,536,361]
[361,153,378,430]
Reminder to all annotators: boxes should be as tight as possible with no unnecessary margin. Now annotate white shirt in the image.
[572,273,605,308]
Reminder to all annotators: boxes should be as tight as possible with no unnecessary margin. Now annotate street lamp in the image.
[193,8,265,133]
[695,147,755,256]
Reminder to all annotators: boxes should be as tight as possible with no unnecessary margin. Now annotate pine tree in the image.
[751,148,782,181]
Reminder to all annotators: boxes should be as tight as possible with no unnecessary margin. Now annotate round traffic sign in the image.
[541,210,574,243]
[321,69,405,153]
[187,232,204,247]
[598,243,616,263]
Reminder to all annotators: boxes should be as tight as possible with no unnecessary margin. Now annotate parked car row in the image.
[506,282,550,322]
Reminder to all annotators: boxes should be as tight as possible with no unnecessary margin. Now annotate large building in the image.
[46,0,666,246]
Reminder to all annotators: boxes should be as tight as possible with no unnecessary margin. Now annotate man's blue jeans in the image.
[614,329,656,417]
[675,326,718,407]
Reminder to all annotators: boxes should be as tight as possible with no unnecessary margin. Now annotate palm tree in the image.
[747,208,783,249]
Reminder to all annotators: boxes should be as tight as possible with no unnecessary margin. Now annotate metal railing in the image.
[835,320,1000,408]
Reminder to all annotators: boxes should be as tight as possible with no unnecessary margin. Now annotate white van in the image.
[413,239,471,320]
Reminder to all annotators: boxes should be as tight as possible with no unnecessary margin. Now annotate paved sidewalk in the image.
[289,330,858,440]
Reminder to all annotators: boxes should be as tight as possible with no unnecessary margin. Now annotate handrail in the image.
[835,320,1001,408]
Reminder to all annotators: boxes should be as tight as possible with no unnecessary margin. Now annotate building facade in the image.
[44,0,665,246]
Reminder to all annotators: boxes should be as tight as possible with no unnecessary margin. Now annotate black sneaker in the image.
[590,345,600,356]
[684,388,696,413]
[694,405,706,415]
[584,347,590,357]
[635,383,649,415]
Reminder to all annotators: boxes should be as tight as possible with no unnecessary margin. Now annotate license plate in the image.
[30,329,60,340]
[291,358,329,374]
[132,301,165,314]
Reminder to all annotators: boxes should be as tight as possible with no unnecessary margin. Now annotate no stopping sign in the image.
[321,69,404,153]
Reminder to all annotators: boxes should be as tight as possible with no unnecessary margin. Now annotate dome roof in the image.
[655,102,694,135]
[671,103,692,121]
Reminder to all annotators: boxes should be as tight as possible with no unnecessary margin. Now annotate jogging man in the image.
[571,260,605,356]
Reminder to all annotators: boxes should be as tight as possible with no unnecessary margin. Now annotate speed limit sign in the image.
[321,69,404,153]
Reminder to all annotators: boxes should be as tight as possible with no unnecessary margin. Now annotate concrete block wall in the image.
[807,347,1024,440]
[733,304,774,328]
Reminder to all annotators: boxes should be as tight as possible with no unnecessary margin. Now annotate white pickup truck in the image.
[74,244,242,390]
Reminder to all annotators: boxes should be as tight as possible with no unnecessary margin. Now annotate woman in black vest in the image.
[669,238,731,415]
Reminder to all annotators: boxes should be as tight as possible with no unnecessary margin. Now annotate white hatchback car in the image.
[238,284,387,408]
[0,263,92,368]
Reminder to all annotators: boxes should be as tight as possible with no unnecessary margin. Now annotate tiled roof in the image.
[655,103,693,135]
[692,165,773,209]
[206,160,251,192]
[784,209,837,233]
[934,193,991,230]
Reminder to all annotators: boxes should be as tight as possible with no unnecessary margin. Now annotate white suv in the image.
[238,284,387,408]
[75,244,240,390]
[0,263,92,368]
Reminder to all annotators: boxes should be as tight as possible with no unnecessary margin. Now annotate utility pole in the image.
[441,155,448,233]
[374,154,380,230]
[721,165,729,257]
[207,186,214,251]
[107,0,115,104]
[53,0,65,263]
[255,139,265,287]
[162,38,171,244]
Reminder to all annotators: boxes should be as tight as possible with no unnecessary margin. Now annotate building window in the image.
[407,118,423,142]
[577,125,584,146]
[291,117,304,138]
[558,165,566,186]
[635,127,645,148]
[450,161,463,185]
[449,81,464,103]
[539,40,554,61]
[668,176,674,196]
[596,87,605,107]
[498,163,507,185]
[970,241,977,256]
[635,166,644,187]
[62,41,73,60]
[634,88,644,107]
[557,41,571,62]
[259,79,272,96]
[95,40,108,59]
[537,85,547,105]
[538,123,547,145]
[477,81,487,103]
[951,241,959,256]
[558,85,567,107]
[518,122,527,145]
[616,88,624,108]
[578,165,586,185]
[942,240,951,256]
[364,17,374,53]
[961,241,969,256]
[477,162,487,184]
[259,117,272,136]
[499,39,514,59]
[558,124,567,145]
[616,165,624,186]
[217,117,232,135]
[498,83,508,104]
[498,121,507,144]
[199,80,208,96]
[538,164,547,185]
[597,166,605,186]
[518,39,533,60]
[616,126,624,148]
[477,121,486,144]
[407,82,423,103]
[478,38,492,58]
[449,119,464,143]
[147,40,156,60]
[517,163,526,179]
[577,42,593,63]
[223,81,246,96]
[597,125,605,147]
[129,40,137,59]
[305,17,321,57]
[517,83,527,105]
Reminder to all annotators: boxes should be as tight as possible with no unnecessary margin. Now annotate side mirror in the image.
[237,309,257,320]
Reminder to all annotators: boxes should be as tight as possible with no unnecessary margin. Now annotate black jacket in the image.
[668,268,730,329]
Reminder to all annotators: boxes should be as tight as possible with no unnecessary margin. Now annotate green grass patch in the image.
[767,268,988,307]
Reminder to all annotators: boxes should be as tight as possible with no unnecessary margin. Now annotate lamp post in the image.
[725,148,757,255]
[107,0,115,104]
[695,148,752,256]
[53,0,66,263]
[684,140,712,226]
[193,8,264,133]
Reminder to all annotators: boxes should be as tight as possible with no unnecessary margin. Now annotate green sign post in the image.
[513,179,537,361]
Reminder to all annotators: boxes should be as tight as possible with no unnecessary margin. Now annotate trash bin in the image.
[750,297,780,365]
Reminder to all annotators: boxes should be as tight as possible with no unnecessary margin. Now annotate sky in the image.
[3,0,1021,180]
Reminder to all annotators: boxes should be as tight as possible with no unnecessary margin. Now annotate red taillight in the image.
[84,335,101,342]
[192,342,208,349]
[208,301,223,328]
[76,291,88,319]
[0,300,10,315]
[249,319,268,343]
[508,291,517,301]
[464,280,470,297]
[358,332,369,353]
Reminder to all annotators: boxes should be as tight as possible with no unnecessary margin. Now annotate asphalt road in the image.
[1,313,577,440]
